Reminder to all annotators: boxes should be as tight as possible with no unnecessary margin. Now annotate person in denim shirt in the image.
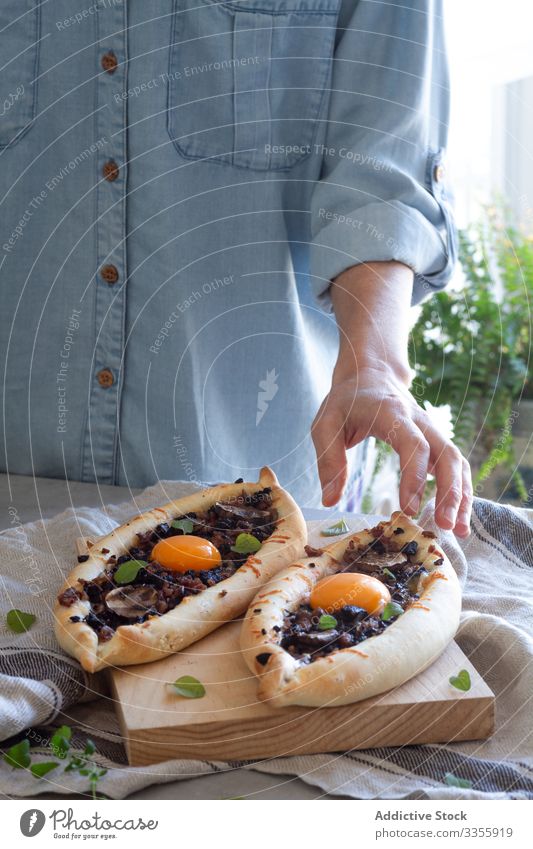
[0,1,471,535]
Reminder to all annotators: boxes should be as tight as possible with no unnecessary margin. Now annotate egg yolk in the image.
[310,572,391,616]
[150,535,222,572]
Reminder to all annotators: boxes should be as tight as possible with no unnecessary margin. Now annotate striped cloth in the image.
[0,484,532,799]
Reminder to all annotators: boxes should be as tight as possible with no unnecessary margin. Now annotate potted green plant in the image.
[409,209,533,503]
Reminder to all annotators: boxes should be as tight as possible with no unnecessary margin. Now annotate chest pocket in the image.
[0,0,40,148]
[168,0,340,171]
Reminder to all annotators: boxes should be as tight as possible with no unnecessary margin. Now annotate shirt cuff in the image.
[309,196,457,312]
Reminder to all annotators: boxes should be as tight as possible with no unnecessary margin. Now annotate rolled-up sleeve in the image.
[309,0,457,309]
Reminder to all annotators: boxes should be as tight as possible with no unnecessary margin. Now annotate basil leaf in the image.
[30,762,59,779]
[320,519,349,537]
[171,675,206,699]
[6,609,36,633]
[444,772,473,789]
[318,614,338,631]
[230,533,262,555]
[382,568,396,581]
[114,559,148,585]
[449,669,471,692]
[51,725,72,759]
[83,739,96,757]
[3,739,31,769]
[381,601,404,622]
[171,518,194,534]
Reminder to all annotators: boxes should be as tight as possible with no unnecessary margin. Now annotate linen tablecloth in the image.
[1,482,532,799]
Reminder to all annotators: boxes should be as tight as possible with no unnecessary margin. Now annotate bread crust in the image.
[54,468,306,672]
[240,512,461,707]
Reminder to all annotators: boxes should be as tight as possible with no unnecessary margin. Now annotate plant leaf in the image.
[230,533,262,555]
[318,614,338,631]
[114,559,148,585]
[51,725,72,758]
[83,739,96,757]
[3,739,31,769]
[381,601,404,622]
[449,669,471,692]
[171,675,206,699]
[320,519,349,537]
[444,772,473,789]
[382,568,396,581]
[30,761,59,779]
[171,518,194,534]
[6,609,36,633]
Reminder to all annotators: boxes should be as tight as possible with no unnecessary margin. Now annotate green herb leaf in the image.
[320,519,349,537]
[3,739,31,769]
[449,669,471,692]
[318,614,338,631]
[171,675,206,699]
[114,559,148,585]
[171,518,194,534]
[381,601,404,622]
[6,609,36,633]
[30,761,59,779]
[51,725,72,758]
[444,772,473,789]
[83,739,96,757]
[382,568,396,581]
[230,533,262,555]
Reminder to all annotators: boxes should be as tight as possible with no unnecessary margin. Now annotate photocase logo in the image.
[256,368,279,425]
[20,809,46,837]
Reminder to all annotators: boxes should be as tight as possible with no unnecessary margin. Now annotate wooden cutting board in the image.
[109,621,494,766]
[107,517,495,766]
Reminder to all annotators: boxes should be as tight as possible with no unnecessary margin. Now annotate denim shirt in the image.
[0,0,455,507]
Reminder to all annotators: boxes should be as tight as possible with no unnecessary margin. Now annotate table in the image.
[0,473,345,800]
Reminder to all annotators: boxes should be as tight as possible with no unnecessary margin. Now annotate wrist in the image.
[330,261,414,390]
[332,353,413,388]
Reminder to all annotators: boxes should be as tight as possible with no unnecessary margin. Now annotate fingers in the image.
[386,421,430,516]
[418,419,473,536]
[455,458,473,537]
[311,404,349,506]
[310,381,473,538]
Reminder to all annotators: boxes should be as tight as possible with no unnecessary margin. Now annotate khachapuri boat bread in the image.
[241,512,461,707]
[55,467,306,672]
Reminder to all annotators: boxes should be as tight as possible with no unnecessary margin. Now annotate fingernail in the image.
[443,506,456,526]
[323,481,338,503]
[406,494,421,515]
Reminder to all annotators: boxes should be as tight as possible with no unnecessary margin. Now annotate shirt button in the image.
[97,368,114,388]
[101,51,118,74]
[103,160,119,182]
[100,264,119,285]
[434,164,445,183]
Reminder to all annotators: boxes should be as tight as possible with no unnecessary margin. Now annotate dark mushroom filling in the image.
[280,534,428,662]
[58,487,277,642]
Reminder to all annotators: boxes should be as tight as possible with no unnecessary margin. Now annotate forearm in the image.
[330,261,414,386]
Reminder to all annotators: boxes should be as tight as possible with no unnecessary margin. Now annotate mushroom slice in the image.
[215,501,272,522]
[294,630,340,649]
[104,585,158,619]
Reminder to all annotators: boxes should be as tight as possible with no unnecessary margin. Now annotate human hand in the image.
[311,364,472,538]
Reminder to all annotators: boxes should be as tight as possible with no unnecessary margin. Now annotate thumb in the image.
[311,410,348,507]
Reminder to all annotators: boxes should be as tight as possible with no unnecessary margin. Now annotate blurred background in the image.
[365,0,533,513]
